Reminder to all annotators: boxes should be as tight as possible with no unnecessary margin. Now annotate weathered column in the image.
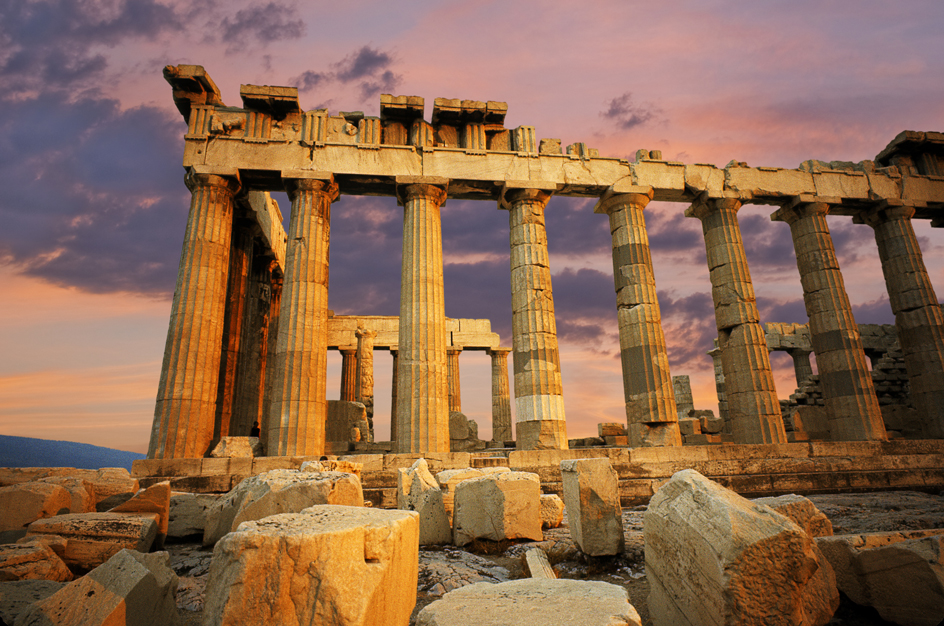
[389,349,399,444]
[446,347,462,413]
[856,201,944,438]
[707,343,730,429]
[355,327,377,442]
[148,169,240,459]
[267,173,338,456]
[395,179,450,453]
[501,184,568,450]
[214,224,253,442]
[487,347,513,443]
[672,375,694,419]
[773,199,885,441]
[259,270,282,453]
[787,349,814,386]
[686,197,786,444]
[339,348,357,402]
[595,188,681,446]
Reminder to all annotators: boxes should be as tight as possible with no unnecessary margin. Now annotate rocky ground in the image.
[166,490,944,626]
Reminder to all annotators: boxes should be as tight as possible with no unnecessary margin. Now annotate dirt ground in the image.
[165,489,944,626]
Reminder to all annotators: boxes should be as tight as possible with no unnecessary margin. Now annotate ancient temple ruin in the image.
[147,64,944,460]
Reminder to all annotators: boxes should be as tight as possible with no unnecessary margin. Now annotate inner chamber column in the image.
[595,187,681,446]
[500,184,568,450]
[266,173,338,456]
[339,348,357,402]
[487,348,513,443]
[447,347,462,413]
[686,197,787,444]
[148,168,240,459]
[395,179,450,453]
[856,201,944,438]
[772,199,886,441]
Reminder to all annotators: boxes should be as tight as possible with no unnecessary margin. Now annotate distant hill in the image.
[0,435,145,471]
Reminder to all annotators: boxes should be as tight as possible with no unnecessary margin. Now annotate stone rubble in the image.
[453,471,542,546]
[25,512,159,571]
[560,458,624,556]
[397,458,451,545]
[0,541,72,582]
[168,492,219,539]
[0,483,72,544]
[539,493,564,529]
[108,481,171,548]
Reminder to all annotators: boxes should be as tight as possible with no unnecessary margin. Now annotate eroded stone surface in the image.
[209,437,263,458]
[25,513,158,571]
[0,581,64,625]
[109,481,171,547]
[203,506,418,626]
[203,469,363,545]
[560,458,624,556]
[168,492,219,539]
[0,483,72,542]
[397,459,450,545]
[416,578,641,626]
[453,472,541,546]
[645,469,838,626]
[540,494,564,529]
[0,541,72,582]
[754,494,834,538]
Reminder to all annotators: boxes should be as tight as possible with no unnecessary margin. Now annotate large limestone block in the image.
[14,549,180,626]
[203,469,364,546]
[0,469,137,510]
[204,506,419,626]
[0,483,71,542]
[210,436,264,458]
[0,581,64,625]
[25,513,158,570]
[108,481,170,547]
[453,472,542,546]
[168,492,220,538]
[0,541,72,582]
[435,467,510,525]
[416,579,642,626]
[397,459,451,545]
[753,494,833,538]
[540,494,564,529]
[645,469,839,626]
[560,458,624,556]
[34,478,95,515]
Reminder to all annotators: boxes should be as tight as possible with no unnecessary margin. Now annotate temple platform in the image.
[133,439,944,507]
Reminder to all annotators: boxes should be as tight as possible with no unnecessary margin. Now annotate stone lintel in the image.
[240,84,301,119]
[281,170,334,182]
[189,164,239,180]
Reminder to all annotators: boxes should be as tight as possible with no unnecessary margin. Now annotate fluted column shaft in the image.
[707,344,730,428]
[858,203,944,438]
[488,348,513,443]
[686,198,786,444]
[787,349,814,386]
[447,348,462,413]
[396,183,450,453]
[773,201,885,441]
[596,191,681,446]
[503,188,568,450]
[390,349,399,444]
[355,327,377,442]
[148,171,240,459]
[339,349,357,402]
[267,177,338,456]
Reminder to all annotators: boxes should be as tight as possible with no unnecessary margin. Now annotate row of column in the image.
[149,167,944,460]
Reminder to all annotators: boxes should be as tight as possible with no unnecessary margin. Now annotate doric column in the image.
[487,348,513,443]
[773,199,885,441]
[500,183,568,450]
[395,179,450,453]
[447,347,462,413]
[259,270,282,453]
[787,349,814,386]
[389,349,399,444]
[266,173,338,456]
[686,197,786,444]
[355,327,377,442]
[707,343,730,429]
[213,223,253,442]
[856,202,944,438]
[339,348,357,402]
[595,188,681,446]
[148,169,240,459]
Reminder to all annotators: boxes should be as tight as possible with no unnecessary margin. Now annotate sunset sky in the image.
[1,0,942,454]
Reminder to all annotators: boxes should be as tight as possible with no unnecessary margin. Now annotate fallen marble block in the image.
[14,549,179,626]
[753,494,833,537]
[203,469,363,546]
[0,483,72,543]
[453,472,541,546]
[25,512,158,571]
[645,469,838,626]
[398,459,450,545]
[168,492,220,539]
[560,458,624,556]
[540,493,564,529]
[108,481,170,548]
[203,505,418,626]
[416,578,642,626]
[0,541,72,582]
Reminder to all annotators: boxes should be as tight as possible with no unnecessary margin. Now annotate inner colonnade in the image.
[147,64,944,460]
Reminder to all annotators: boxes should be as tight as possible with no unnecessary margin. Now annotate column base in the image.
[516,419,568,450]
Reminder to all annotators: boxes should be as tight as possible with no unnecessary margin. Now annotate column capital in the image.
[486,347,511,357]
[684,195,741,221]
[499,180,557,210]
[594,185,654,215]
[355,327,378,340]
[339,347,357,356]
[854,200,917,228]
[395,177,448,206]
[185,168,241,194]
[771,197,832,225]
[283,173,339,203]
[446,346,463,354]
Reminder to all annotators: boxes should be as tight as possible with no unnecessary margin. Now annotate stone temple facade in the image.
[147,64,944,459]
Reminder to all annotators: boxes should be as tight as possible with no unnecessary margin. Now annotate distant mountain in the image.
[0,435,145,471]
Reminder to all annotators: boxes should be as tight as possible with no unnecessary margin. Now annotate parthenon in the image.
[147,64,944,460]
